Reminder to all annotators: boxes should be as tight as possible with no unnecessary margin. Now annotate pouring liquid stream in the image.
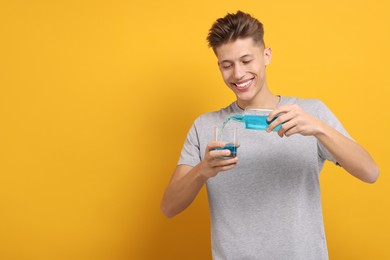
[214,112,282,158]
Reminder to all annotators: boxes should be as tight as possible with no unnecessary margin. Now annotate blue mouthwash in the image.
[222,114,282,131]
[213,143,238,159]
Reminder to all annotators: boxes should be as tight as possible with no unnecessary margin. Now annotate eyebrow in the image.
[219,54,253,64]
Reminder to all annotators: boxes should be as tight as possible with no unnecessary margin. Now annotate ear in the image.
[264,47,272,65]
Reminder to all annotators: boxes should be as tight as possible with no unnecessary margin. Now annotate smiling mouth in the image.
[233,78,254,90]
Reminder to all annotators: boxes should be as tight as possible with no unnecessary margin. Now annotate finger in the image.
[267,109,281,123]
[214,158,239,171]
[218,163,238,172]
[268,104,295,120]
[267,106,285,119]
[277,120,296,137]
[283,120,311,137]
[266,112,292,132]
[267,105,297,130]
[209,148,232,160]
[283,126,300,137]
[207,141,226,150]
[206,142,226,157]
[212,156,238,165]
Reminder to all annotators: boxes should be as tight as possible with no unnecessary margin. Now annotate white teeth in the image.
[236,79,252,88]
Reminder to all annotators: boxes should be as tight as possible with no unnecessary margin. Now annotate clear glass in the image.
[213,126,238,159]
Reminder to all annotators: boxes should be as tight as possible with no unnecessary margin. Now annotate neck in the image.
[236,88,280,109]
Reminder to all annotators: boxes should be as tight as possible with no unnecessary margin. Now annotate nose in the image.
[233,63,245,80]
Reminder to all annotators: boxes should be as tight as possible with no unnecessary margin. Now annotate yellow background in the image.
[1,0,389,259]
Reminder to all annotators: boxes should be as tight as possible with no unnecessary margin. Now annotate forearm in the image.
[161,142,239,218]
[315,121,379,183]
[161,164,208,218]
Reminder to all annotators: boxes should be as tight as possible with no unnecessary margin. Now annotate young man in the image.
[161,11,379,259]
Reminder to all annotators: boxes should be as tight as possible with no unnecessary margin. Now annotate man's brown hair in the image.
[207,11,265,52]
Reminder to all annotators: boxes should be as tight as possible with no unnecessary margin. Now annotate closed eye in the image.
[220,63,233,69]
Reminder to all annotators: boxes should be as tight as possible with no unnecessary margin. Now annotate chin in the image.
[236,92,255,102]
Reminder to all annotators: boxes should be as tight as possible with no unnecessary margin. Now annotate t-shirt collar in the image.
[232,95,284,113]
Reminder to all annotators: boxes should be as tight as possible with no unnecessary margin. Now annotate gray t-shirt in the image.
[178,96,350,260]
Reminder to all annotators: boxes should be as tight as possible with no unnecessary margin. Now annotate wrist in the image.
[195,162,212,182]
[313,120,329,139]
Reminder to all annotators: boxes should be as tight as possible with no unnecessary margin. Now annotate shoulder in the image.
[194,102,237,125]
[281,96,325,107]
[281,96,329,115]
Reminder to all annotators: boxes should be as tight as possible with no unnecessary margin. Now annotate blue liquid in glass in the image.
[213,143,238,159]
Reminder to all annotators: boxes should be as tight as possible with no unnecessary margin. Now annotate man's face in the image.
[215,38,271,107]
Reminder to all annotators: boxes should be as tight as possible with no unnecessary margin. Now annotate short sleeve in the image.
[315,100,352,166]
[177,120,202,167]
